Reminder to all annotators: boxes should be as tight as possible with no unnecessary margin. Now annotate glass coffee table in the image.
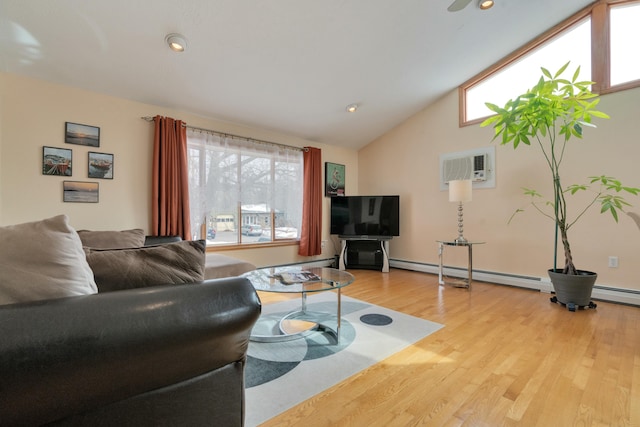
[242,266,355,343]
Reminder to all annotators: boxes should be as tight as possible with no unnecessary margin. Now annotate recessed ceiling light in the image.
[346,103,358,113]
[478,0,494,10]
[165,33,187,52]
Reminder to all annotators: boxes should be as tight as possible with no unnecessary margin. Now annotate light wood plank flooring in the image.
[257,268,640,427]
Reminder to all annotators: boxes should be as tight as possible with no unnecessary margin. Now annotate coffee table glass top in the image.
[242,266,355,293]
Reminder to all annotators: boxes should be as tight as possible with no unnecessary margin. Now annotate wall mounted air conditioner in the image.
[439,147,495,190]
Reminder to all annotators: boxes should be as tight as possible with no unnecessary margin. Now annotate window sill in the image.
[206,239,300,252]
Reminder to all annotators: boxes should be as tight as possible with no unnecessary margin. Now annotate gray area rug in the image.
[244,293,443,426]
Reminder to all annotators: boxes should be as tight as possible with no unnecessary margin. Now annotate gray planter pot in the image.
[548,269,597,306]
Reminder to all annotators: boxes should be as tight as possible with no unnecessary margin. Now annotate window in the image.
[610,2,640,86]
[466,19,591,122]
[461,0,640,125]
[187,129,303,246]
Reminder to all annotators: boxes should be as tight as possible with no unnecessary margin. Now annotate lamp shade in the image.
[449,179,472,203]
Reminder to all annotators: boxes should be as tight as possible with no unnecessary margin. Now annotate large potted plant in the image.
[481,62,639,308]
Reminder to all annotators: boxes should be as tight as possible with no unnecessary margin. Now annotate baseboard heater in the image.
[390,259,640,307]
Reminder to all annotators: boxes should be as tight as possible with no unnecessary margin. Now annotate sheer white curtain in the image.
[187,128,303,244]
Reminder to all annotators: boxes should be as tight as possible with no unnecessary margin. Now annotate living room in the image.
[1,1,640,424]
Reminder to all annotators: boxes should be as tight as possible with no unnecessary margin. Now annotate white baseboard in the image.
[389,259,640,307]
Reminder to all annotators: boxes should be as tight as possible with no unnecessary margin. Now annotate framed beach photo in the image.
[65,122,100,147]
[88,152,114,179]
[42,146,72,176]
[63,181,99,203]
[325,162,345,197]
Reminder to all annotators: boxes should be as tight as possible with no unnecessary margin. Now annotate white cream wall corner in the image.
[359,91,496,271]
[359,87,640,293]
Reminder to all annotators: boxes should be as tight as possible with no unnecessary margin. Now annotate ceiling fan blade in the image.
[447,0,473,12]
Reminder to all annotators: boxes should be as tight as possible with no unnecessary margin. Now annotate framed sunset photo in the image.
[63,181,99,203]
[65,122,100,147]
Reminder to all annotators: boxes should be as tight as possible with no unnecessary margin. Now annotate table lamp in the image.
[449,179,472,243]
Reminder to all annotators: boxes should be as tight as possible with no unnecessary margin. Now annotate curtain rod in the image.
[141,116,307,152]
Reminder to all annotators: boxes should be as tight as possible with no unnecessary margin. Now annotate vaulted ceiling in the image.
[0,0,594,149]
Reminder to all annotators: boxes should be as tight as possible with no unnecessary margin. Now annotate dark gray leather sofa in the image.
[0,276,261,426]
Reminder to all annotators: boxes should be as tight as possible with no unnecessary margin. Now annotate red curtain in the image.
[298,147,322,256]
[151,116,192,240]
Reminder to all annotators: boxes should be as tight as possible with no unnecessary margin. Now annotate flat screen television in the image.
[330,195,400,237]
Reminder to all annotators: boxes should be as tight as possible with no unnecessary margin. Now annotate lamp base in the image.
[455,202,467,244]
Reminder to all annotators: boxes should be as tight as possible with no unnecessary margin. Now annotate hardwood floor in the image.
[257,268,640,427]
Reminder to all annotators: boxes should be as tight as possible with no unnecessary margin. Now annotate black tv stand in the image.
[338,236,391,272]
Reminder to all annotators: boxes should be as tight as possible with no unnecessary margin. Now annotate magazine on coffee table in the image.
[272,271,321,285]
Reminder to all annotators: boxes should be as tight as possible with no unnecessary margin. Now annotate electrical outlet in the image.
[608,256,619,268]
[321,240,327,249]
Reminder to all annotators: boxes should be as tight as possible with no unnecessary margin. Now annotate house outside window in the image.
[187,129,303,246]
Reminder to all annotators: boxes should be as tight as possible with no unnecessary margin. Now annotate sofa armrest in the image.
[0,277,261,426]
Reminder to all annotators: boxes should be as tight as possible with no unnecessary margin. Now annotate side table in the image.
[437,240,485,289]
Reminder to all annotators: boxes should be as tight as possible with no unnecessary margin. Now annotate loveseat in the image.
[0,216,262,426]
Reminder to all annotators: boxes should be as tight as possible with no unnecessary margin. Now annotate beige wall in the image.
[360,85,640,291]
[0,72,357,267]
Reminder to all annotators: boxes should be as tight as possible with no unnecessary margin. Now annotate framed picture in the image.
[325,162,345,197]
[65,122,100,147]
[88,152,114,179]
[63,181,99,203]
[42,146,72,176]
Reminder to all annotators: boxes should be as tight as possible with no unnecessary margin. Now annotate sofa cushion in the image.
[85,240,206,293]
[144,235,182,246]
[77,228,146,249]
[0,215,98,306]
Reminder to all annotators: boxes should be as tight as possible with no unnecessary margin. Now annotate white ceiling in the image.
[0,0,594,150]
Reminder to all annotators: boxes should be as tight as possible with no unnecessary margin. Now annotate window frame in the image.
[186,130,304,250]
[459,0,640,127]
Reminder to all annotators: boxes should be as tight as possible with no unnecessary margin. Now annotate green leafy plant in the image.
[481,62,639,275]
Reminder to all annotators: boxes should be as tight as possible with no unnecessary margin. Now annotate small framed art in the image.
[42,146,72,176]
[88,152,114,179]
[63,181,99,203]
[65,122,100,147]
[325,162,345,197]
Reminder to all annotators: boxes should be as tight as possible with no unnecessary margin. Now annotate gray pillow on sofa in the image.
[0,215,98,306]
[77,228,146,249]
[85,240,206,293]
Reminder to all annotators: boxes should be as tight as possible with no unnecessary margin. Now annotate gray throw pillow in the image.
[85,240,206,293]
[0,215,98,305]
[77,228,146,249]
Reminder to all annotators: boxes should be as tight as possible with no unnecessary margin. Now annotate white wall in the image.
[359,85,640,292]
[0,72,358,267]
